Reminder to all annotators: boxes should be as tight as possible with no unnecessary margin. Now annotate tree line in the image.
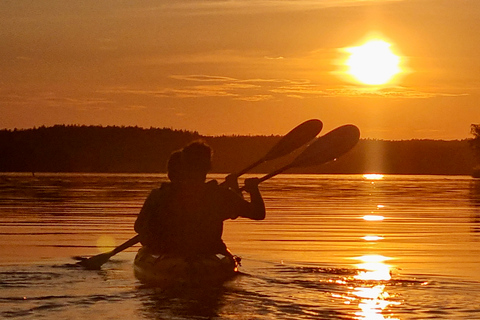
[0,125,477,175]
[469,124,480,177]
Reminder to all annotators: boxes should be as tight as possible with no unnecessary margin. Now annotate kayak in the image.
[133,246,240,287]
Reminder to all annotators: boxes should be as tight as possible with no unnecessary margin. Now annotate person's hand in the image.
[224,174,240,190]
[243,177,260,193]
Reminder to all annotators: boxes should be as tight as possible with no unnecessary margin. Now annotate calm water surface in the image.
[1,173,479,319]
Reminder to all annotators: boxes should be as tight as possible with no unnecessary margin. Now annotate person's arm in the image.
[214,177,265,220]
[223,174,244,198]
[242,177,265,220]
[134,188,161,240]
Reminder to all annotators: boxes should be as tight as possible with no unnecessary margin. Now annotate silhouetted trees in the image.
[469,124,480,177]
[469,124,480,162]
[0,125,201,173]
[0,125,476,175]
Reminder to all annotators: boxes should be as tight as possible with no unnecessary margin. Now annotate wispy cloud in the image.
[102,75,299,101]
[271,84,468,99]
[0,90,115,110]
[131,0,404,16]
[101,75,467,101]
[235,95,275,102]
[169,75,238,82]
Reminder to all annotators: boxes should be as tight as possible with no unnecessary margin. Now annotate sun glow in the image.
[96,235,116,253]
[345,39,401,85]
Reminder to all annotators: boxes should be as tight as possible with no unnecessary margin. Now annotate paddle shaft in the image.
[110,234,141,256]
[257,163,296,184]
[240,159,316,191]
[231,158,266,178]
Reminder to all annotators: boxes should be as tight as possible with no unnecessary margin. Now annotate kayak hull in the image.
[133,247,239,287]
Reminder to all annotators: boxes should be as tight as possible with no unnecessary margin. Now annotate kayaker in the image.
[134,140,265,259]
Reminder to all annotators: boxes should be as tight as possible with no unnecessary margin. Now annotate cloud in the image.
[264,56,285,60]
[0,90,114,110]
[102,75,302,101]
[234,95,275,102]
[101,74,467,102]
[120,105,147,111]
[132,0,404,16]
[170,74,306,86]
[271,84,468,99]
[169,75,237,82]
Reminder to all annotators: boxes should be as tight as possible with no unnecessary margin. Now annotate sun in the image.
[345,39,401,85]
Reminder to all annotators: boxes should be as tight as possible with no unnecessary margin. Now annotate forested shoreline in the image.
[0,125,476,175]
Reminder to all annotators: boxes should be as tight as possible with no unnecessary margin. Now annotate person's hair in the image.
[167,150,183,182]
[181,140,212,174]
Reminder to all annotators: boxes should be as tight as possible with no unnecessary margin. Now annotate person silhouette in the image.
[134,140,265,260]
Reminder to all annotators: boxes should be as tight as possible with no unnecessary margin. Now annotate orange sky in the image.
[1,0,479,140]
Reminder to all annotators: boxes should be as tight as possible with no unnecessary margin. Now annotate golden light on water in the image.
[355,255,392,281]
[363,235,384,241]
[344,39,401,85]
[354,256,397,319]
[354,285,400,320]
[363,215,385,221]
[96,235,116,253]
[334,254,401,319]
[363,174,384,180]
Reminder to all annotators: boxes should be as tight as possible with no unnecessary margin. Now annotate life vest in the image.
[141,181,234,256]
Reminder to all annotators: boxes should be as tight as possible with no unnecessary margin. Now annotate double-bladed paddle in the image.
[77,119,323,269]
[252,124,360,183]
[227,119,323,178]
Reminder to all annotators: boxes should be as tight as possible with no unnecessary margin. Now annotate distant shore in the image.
[0,125,477,176]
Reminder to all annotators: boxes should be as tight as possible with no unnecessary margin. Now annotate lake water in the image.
[1,173,479,319]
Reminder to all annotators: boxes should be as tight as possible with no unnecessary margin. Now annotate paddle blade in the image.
[263,119,323,161]
[291,124,360,168]
[77,252,114,270]
[76,235,141,270]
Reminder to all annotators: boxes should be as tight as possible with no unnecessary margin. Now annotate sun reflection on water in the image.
[355,255,392,281]
[331,255,401,319]
[362,215,385,221]
[355,286,399,320]
[354,255,400,319]
[363,174,384,180]
[363,235,384,241]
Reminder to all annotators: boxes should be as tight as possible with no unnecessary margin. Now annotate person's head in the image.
[181,140,212,182]
[167,150,183,183]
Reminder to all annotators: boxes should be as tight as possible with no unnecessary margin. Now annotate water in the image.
[1,173,479,319]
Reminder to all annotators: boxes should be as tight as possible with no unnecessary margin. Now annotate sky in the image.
[1,0,480,140]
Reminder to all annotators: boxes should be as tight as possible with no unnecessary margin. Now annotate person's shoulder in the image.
[160,181,172,189]
[149,182,174,197]
[206,179,219,187]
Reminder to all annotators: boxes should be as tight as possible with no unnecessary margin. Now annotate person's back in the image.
[135,141,265,256]
[134,150,183,250]
[162,179,262,255]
